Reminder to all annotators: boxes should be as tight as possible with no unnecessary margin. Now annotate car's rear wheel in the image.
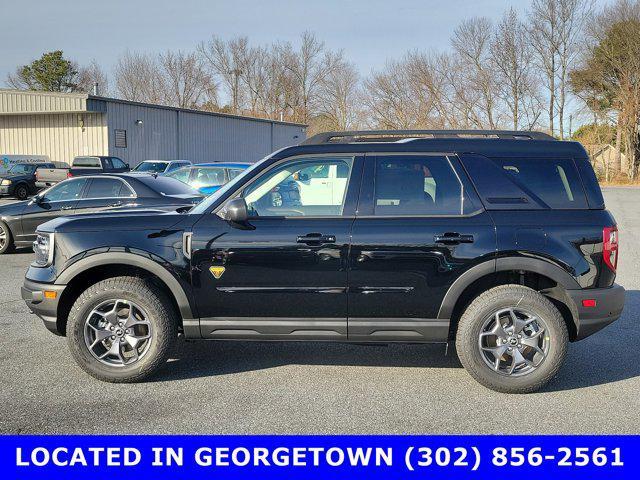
[456,284,568,393]
[15,184,29,200]
[66,276,178,382]
[0,221,15,254]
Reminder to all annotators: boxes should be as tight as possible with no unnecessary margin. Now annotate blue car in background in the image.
[165,162,250,195]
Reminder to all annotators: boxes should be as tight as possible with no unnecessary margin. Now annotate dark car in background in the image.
[132,160,192,175]
[35,156,130,188]
[0,173,202,254]
[0,162,56,200]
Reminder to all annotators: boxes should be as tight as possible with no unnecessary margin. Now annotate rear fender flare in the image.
[437,257,580,319]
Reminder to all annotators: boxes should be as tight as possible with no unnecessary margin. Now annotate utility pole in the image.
[569,114,573,139]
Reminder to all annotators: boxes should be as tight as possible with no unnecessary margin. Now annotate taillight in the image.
[66,171,73,178]
[603,226,619,273]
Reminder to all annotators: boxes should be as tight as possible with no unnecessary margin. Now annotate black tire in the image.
[14,184,29,201]
[0,221,15,254]
[456,284,568,394]
[66,276,178,383]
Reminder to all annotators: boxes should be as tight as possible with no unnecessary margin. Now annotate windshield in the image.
[133,161,170,173]
[7,164,35,175]
[190,157,269,214]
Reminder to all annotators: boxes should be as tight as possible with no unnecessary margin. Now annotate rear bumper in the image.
[569,283,625,340]
[21,279,67,336]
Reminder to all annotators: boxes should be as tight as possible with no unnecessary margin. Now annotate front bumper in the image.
[0,185,12,195]
[21,279,67,336]
[569,283,625,340]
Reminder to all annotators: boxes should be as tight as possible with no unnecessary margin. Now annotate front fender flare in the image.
[55,252,196,322]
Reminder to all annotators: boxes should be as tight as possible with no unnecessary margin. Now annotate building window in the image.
[114,129,127,148]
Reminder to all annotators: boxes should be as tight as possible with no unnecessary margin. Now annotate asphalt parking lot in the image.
[0,187,639,434]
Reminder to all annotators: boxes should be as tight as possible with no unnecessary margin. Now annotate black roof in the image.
[276,132,587,160]
[301,130,556,145]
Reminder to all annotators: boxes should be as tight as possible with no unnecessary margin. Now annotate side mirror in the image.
[223,198,249,223]
[125,164,130,169]
[32,194,43,204]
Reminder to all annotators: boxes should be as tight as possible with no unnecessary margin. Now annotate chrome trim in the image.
[182,232,192,259]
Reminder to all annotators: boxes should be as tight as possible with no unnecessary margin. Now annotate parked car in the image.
[35,156,130,188]
[132,160,192,175]
[0,173,202,254]
[166,162,250,195]
[21,130,624,393]
[167,162,302,207]
[0,162,56,200]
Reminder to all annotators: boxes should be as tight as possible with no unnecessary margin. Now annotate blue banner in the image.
[1,435,636,479]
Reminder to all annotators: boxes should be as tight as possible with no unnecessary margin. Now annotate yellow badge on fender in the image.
[209,266,226,279]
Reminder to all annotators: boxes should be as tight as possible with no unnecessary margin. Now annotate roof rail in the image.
[300,130,556,145]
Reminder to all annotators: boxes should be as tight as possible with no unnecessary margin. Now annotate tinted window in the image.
[166,167,191,183]
[374,156,464,215]
[73,157,101,168]
[228,168,245,180]
[85,178,132,198]
[111,158,127,169]
[7,164,36,174]
[192,167,226,187]
[134,161,169,173]
[42,178,88,202]
[242,157,353,217]
[492,158,587,208]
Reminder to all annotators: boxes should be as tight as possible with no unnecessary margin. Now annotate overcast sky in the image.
[1,0,533,86]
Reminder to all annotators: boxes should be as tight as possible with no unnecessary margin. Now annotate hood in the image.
[38,209,189,234]
[0,173,30,181]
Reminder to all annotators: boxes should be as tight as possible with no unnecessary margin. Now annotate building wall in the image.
[104,100,305,167]
[0,112,108,164]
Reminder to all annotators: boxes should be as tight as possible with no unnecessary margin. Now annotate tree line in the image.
[6,0,640,180]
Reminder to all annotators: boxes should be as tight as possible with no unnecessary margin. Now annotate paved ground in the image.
[0,188,639,434]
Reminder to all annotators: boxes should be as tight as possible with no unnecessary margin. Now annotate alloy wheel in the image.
[478,307,550,377]
[83,299,153,367]
[0,225,7,250]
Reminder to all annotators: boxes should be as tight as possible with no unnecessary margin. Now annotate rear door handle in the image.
[60,205,73,211]
[434,233,474,245]
[296,233,336,245]
[108,201,122,208]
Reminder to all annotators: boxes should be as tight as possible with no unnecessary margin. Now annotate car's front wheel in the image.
[66,276,178,382]
[15,184,29,200]
[456,284,568,393]
[0,221,14,254]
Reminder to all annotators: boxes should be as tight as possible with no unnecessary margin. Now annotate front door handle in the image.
[108,201,122,208]
[434,233,474,245]
[60,205,73,211]
[296,233,336,245]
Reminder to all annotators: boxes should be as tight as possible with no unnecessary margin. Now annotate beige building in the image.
[0,89,306,167]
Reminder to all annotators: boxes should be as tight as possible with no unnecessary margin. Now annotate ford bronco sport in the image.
[21,130,625,393]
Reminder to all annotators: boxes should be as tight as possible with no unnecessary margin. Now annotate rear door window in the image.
[491,158,587,209]
[372,155,473,216]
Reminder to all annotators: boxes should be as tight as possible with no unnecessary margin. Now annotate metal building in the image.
[0,89,306,167]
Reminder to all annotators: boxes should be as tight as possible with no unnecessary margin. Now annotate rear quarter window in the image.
[490,157,587,209]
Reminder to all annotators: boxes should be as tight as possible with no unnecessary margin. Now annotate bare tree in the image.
[452,17,501,128]
[77,59,109,95]
[158,50,215,108]
[198,36,250,113]
[113,51,165,104]
[491,8,543,129]
[317,60,361,130]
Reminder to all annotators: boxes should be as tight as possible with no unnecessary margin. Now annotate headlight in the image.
[33,232,54,267]
[1,179,11,186]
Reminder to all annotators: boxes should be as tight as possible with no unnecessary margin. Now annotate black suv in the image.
[21,130,625,393]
